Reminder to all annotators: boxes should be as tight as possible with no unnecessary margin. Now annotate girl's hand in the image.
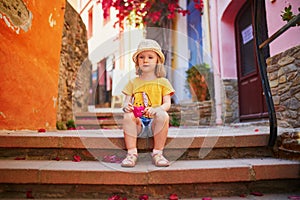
[122,103,134,113]
[144,107,163,117]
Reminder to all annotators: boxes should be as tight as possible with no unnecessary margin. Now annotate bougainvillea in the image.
[99,0,204,29]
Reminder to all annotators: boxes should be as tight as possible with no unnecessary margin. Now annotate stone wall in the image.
[178,101,213,126]
[267,45,300,128]
[56,2,91,123]
[223,79,239,124]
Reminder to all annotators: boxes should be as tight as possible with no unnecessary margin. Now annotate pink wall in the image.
[265,0,300,56]
[218,0,246,79]
[211,0,299,79]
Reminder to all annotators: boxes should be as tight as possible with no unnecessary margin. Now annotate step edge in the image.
[0,158,299,185]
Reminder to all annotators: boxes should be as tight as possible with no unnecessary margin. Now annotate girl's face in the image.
[137,50,158,74]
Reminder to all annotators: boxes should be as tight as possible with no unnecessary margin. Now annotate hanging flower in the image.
[101,0,204,29]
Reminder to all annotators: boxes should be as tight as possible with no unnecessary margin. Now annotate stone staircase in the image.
[0,124,299,199]
[74,105,182,129]
[74,102,210,129]
[75,112,124,129]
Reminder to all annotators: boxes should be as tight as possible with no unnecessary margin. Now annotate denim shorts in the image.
[138,118,153,138]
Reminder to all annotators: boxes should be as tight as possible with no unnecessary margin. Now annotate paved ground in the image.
[182,194,300,199]
[2,194,300,199]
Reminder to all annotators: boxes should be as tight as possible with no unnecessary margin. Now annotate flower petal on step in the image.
[169,193,178,200]
[251,192,263,196]
[73,155,81,162]
[288,196,300,200]
[108,194,121,200]
[15,157,26,160]
[38,128,46,132]
[139,194,149,200]
[26,190,34,198]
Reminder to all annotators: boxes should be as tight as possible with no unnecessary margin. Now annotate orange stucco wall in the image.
[0,0,65,130]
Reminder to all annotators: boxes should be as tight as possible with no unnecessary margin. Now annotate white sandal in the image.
[152,153,170,167]
[121,154,138,167]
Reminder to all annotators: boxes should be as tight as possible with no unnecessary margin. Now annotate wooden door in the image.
[235,0,268,120]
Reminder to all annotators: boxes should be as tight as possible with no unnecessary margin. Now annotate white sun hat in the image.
[132,39,165,64]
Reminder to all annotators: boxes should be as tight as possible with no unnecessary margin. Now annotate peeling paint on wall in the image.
[0,0,33,33]
[52,96,57,108]
[49,13,56,27]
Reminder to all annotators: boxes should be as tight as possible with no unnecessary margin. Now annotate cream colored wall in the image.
[67,0,78,12]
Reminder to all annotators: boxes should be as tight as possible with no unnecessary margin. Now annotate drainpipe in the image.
[210,0,223,125]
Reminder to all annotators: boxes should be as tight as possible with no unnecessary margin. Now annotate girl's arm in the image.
[122,95,134,113]
[160,94,171,111]
[144,94,171,116]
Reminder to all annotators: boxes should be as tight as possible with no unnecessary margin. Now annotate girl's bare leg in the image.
[152,110,169,150]
[121,112,142,167]
[123,112,142,150]
[151,110,170,167]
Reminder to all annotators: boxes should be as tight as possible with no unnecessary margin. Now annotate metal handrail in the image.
[253,1,300,146]
[259,14,300,49]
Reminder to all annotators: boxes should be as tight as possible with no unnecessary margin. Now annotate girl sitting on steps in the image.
[121,39,175,167]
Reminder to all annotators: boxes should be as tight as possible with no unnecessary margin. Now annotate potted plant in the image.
[186,63,210,102]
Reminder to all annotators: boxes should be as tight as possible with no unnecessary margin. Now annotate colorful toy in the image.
[132,92,151,126]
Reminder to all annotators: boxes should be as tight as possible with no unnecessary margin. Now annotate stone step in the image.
[0,158,299,199]
[74,112,123,129]
[0,127,274,161]
[74,106,181,129]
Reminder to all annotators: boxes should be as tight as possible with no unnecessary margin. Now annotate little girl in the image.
[121,39,175,167]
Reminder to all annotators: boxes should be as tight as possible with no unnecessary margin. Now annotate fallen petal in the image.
[108,194,121,200]
[26,190,34,199]
[169,193,178,200]
[139,194,149,200]
[52,156,60,161]
[15,157,26,160]
[73,155,81,162]
[102,155,124,163]
[288,196,300,200]
[202,198,212,200]
[38,128,46,132]
[251,192,263,196]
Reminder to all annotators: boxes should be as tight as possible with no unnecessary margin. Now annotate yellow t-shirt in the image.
[122,77,175,107]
